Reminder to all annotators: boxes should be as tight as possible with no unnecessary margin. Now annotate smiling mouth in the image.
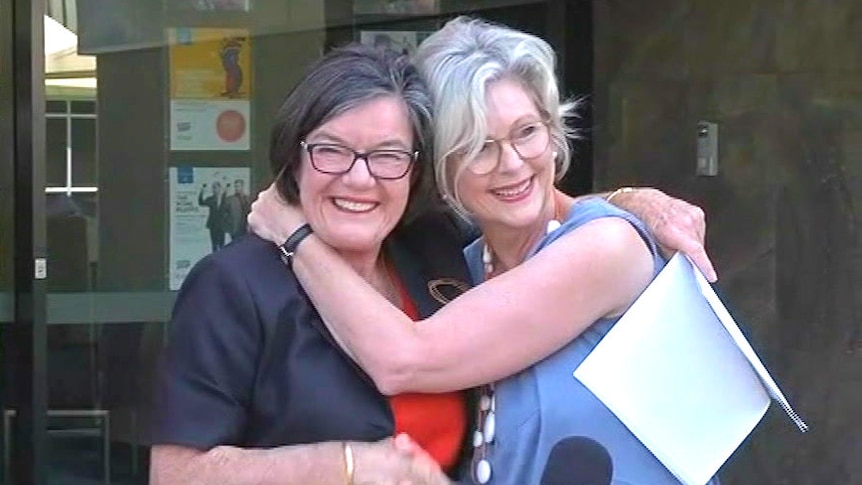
[491,176,533,200]
[332,197,378,213]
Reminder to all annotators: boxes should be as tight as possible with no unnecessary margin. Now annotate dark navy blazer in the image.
[150,209,477,475]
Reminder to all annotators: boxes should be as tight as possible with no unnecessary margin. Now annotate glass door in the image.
[41,0,263,483]
[41,1,163,483]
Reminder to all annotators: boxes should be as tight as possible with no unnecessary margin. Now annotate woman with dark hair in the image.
[151,44,460,485]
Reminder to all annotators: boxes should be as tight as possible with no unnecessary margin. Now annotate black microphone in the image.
[539,436,613,485]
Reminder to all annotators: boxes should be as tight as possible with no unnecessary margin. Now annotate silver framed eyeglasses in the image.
[300,141,418,180]
[466,120,552,175]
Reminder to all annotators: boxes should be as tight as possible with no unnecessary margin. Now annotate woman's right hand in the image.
[350,437,452,485]
[247,183,308,245]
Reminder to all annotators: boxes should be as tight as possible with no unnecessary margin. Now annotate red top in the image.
[388,268,467,471]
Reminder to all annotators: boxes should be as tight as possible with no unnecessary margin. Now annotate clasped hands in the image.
[348,434,453,485]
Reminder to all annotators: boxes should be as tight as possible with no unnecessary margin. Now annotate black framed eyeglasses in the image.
[300,141,417,180]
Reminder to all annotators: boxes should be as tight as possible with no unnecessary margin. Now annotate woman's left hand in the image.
[247,183,307,245]
[607,187,717,282]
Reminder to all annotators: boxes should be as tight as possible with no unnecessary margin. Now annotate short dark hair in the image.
[269,43,437,223]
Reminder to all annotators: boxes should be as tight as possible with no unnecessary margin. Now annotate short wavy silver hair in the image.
[414,16,580,214]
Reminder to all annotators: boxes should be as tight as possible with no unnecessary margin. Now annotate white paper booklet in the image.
[573,253,807,485]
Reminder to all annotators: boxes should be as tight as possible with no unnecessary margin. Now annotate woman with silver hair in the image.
[249,17,719,485]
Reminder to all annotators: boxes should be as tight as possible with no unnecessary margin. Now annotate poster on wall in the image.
[168,28,252,151]
[170,99,250,151]
[169,166,251,290]
[359,31,433,57]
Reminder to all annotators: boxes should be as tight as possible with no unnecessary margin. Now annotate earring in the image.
[552,151,558,160]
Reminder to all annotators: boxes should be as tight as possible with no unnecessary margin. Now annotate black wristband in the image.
[277,223,313,267]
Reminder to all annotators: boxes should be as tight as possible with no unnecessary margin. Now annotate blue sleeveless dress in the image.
[461,198,720,485]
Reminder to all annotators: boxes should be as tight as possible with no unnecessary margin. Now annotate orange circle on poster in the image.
[216,109,246,143]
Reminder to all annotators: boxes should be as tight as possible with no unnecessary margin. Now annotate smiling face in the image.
[453,77,556,233]
[297,95,414,256]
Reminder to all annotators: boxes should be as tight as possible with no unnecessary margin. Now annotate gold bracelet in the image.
[342,442,355,485]
[605,186,635,203]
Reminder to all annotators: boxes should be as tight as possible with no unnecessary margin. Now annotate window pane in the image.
[47,193,97,292]
[46,117,67,187]
[71,100,96,114]
[47,99,66,113]
[71,118,97,186]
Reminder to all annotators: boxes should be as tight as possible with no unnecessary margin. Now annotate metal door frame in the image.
[1,0,48,482]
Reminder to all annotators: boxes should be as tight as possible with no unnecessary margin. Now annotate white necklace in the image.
[472,215,562,484]
[481,218,562,276]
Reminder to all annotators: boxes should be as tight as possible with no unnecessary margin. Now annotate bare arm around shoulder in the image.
[150,437,450,485]
[291,216,654,395]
